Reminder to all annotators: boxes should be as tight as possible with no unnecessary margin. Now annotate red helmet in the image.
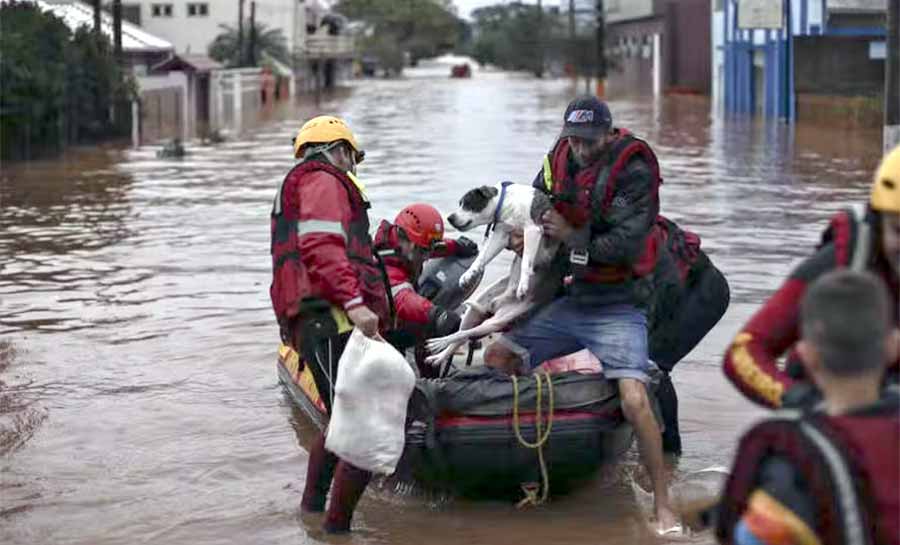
[395,204,444,249]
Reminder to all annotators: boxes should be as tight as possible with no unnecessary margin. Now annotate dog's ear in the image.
[477,185,499,199]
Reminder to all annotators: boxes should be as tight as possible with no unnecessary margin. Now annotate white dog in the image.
[425,182,561,367]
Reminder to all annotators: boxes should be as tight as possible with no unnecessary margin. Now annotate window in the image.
[151,3,172,17]
[187,3,208,17]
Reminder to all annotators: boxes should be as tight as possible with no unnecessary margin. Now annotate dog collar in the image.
[484,181,514,240]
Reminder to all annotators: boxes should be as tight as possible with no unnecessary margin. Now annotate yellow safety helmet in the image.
[871,145,900,214]
[292,115,364,162]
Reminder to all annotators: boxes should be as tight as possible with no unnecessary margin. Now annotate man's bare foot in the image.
[655,503,680,535]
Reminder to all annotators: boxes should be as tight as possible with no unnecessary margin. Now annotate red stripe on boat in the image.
[436,409,622,428]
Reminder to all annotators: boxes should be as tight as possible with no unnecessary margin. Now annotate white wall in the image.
[253,0,303,55]
[712,1,724,112]
[135,71,190,140]
[128,0,303,59]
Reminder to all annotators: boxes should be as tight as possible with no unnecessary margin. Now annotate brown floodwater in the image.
[0,59,885,544]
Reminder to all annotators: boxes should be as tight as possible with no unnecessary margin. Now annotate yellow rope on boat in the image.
[511,371,554,508]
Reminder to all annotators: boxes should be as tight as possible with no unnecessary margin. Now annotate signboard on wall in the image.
[605,0,654,24]
[737,0,784,29]
[826,0,886,13]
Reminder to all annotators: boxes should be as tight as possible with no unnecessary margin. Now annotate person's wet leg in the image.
[301,432,338,512]
[323,460,373,533]
[619,378,677,532]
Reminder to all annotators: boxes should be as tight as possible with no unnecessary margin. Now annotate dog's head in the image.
[447,185,500,232]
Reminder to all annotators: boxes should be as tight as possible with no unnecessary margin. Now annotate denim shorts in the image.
[496,295,651,383]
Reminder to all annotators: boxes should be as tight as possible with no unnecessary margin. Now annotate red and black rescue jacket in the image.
[716,387,900,545]
[722,205,900,408]
[270,159,390,328]
[536,129,663,294]
[372,219,461,327]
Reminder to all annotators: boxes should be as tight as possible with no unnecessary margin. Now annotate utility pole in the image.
[92,0,102,43]
[249,1,257,66]
[237,0,245,66]
[596,0,607,98]
[90,0,104,134]
[569,0,576,82]
[536,0,544,78]
[112,0,124,128]
[886,0,900,151]
[112,0,122,64]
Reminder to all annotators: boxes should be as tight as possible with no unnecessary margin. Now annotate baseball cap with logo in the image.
[559,96,613,140]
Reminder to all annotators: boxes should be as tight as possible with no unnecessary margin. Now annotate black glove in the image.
[781,382,821,410]
[428,305,461,338]
[454,236,479,258]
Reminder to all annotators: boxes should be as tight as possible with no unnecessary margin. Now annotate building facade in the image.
[605,0,712,96]
[121,0,307,60]
[714,0,887,123]
[123,0,354,92]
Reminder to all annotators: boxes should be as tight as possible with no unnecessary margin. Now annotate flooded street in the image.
[0,61,884,544]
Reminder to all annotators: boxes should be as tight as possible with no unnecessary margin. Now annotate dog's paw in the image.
[515,281,530,300]
[424,348,453,367]
[426,337,450,353]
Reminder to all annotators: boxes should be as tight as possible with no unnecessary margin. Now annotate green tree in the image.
[65,26,136,142]
[0,1,134,160]
[208,22,289,68]
[470,2,565,77]
[334,0,465,71]
[0,1,69,159]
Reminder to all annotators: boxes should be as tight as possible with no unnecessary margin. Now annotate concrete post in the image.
[596,0,607,97]
[216,73,225,130]
[131,100,140,147]
[234,71,243,133]
[711,0,718,113]
[653,33,662,97]
[182,74,190,141]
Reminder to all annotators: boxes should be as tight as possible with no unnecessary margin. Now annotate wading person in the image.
[270,115,387,533]
[483,96,678,534]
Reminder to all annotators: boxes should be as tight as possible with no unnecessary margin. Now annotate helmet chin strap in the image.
[319,146,339,166]
[323,145,357,175]
[305,142,345,168]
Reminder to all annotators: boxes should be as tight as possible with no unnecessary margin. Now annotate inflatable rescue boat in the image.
[277,255,646,499]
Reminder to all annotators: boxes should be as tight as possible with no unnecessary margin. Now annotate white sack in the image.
[325,328,416,475]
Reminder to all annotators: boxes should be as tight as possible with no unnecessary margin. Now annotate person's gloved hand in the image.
[781,382,821,410]
[454,236,479,258]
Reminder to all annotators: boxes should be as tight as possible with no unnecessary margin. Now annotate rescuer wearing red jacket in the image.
[372,203,477,345]
[270,115,387,533]
[721,146,900,410]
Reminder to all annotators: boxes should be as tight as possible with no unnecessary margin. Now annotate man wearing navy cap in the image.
[485,96,677,533]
